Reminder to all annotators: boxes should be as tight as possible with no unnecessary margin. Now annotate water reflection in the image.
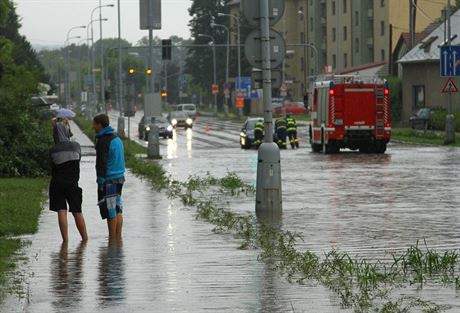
[186,128,193,159]
[50,241,86,310]
[167,133,178,159]
[97,239,125,306]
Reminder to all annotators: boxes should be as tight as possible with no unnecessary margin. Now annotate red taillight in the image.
[329,89,335,96]
[384,89,390,96]
[328,123,333,128]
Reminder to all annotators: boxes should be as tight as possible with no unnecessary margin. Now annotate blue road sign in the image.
[440,45,460,77]
[236,76,252,99]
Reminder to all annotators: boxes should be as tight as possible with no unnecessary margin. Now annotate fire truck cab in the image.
[309,75,391,154]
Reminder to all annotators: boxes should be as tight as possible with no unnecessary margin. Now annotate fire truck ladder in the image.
[375,87,385,139]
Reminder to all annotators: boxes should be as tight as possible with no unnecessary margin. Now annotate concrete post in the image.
[117,116,125,138]
[255,0,282,214]
[147,124,161,159]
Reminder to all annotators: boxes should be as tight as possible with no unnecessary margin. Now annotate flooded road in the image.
[2,111,460,312]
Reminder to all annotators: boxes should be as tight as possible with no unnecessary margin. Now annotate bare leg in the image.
[58,210,68,242]
[116,213,123,239]
[107,217,117,240]
[72,212,88,242]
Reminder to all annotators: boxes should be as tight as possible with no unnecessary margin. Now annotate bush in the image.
[430,109,460,132]
[385,76,402,122]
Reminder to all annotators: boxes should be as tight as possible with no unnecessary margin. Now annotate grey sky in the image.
[14,0,192,47]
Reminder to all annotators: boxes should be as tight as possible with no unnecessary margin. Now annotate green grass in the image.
[0,178,48,292]
[392,128,460,147]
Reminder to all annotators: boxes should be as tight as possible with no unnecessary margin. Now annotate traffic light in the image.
[128,67,135,75]
[146,68,152,76]
[161,91,167,98]
[162,39,172,60]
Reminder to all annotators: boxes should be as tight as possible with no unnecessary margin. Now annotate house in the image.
[398,9,460,124]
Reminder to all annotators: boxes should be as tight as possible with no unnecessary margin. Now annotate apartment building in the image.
[228,0,448,100]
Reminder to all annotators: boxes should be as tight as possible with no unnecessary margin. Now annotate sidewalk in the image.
[1,122,318,312]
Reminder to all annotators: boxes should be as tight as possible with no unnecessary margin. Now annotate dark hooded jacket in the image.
[49,123,81,185]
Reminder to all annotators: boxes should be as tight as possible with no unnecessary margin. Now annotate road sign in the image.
[236,77,252,99]
[442,77,459,93]
[140,0,162,30]
[242,0,285,27]
[440,45,460,77]
[212,84,219,95]
[236,96,244,109]
[252,69,282,89]
[245,29,286,69]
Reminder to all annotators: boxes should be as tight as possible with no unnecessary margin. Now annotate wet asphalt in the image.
[2,110,460,312]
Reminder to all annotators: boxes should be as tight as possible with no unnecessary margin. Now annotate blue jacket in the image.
[95,126,125,186]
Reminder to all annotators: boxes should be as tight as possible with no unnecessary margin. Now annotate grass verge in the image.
[392,128,460,147]
[0,178,48,294]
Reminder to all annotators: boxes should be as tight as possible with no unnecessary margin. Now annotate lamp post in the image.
[65,25,86,107]
[117,0,124,132]
[99,2,115,114]
[198,34,217,116]
[89,3,114,114]
[298,10,307,97]
[218,12,241,117]
[211,22,230,116]
[76,38,89,106]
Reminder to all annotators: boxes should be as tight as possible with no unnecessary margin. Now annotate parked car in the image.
[138,115,173,140]
[240,117,264,149]
[177,103,197,119]
[273,101,307,117]
[409,108,432,130]
[167,111,193,129]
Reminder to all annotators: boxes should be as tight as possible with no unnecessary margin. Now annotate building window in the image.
[413,86,425,109]
[381,0,385,7]
[332,54,337,69]
[332,28,336,42]
[300,32,305,44]
[310,0,313,6]
[355,38,359,53]
[381,49,385,61]
[310,17,314,31]
[355,11,359,26]
[380,21,385,36]
[344,53,348,68]
[300,57,305,72]
[299,7,304,20]
[343,26,347,40]
[343,0,347,13]
[332,1,336,15]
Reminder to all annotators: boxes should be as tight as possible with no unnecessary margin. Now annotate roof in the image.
[337,61,387,75]
[398,10,460,64]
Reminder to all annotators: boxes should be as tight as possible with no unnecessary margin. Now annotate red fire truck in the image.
[309,75,391,154]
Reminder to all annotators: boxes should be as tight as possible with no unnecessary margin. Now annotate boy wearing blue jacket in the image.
[93,114,126,239]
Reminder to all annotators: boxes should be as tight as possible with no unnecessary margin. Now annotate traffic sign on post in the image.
[236,96,244,109]
[244,29,286,69]
[139,0,162,30]
[440,45,460,77]
[442,77,459,93]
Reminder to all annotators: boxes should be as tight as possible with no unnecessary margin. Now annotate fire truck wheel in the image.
[324,141,340,154]
[311,143,322,153]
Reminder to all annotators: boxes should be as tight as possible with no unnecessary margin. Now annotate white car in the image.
[176,103,197,119]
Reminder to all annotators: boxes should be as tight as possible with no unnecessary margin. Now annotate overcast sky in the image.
[14,0,192,48]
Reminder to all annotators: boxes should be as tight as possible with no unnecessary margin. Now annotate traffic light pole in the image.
[255,0,282,215]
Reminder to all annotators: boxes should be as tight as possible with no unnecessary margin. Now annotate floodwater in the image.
[2,112,460,312]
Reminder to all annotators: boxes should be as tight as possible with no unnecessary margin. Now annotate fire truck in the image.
[309,75,391,154]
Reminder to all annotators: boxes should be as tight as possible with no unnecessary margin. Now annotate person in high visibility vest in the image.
[275,117,287,149]
[253,120,264,148]
[286,113,299,149]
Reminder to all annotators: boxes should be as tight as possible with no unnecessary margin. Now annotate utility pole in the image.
[255,0,282,214]
[445,0,455,144]
[117,0,125,137]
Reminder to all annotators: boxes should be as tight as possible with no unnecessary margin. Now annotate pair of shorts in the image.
[49,183,82,213]
[98,183,123,220]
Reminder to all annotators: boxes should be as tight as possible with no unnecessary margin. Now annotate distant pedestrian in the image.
[92,114,126,240]
[49,121,88,242]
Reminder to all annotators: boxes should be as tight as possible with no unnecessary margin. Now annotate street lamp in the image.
[298,10,307,97]
[211,22,230,116]
[217,12,242,117]
[198,33,217,116]
[65,25,86,108]
[89,3,114,114]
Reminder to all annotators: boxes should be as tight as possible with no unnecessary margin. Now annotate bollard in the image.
[147,124,161,159]
[117,116,125,138]
[445,114,455,144]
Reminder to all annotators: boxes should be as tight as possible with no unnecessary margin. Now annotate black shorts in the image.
[98,183,123,220]
[49,182,82,213]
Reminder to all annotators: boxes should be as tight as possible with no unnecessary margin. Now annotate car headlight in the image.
[186,118,193,125]
[167,125,173,132]
[145,126,150,132]
[171,119,178,126]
